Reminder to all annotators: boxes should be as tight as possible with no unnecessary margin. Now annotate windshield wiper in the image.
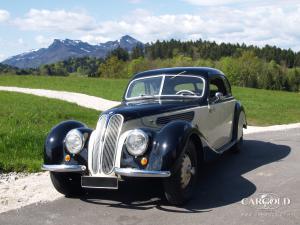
[170,71,186,79]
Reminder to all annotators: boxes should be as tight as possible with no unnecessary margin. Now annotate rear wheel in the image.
[231,136,243,153]
[50,172,84,197]
[231,111,245,153]
[163,141,198,205]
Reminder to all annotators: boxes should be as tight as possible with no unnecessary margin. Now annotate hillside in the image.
[2,35,143,68]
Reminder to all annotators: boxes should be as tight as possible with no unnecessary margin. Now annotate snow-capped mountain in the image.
[2,35,144,68]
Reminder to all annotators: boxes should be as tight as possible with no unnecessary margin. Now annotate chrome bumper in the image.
[42,164,86,172]
[114,168,171,178]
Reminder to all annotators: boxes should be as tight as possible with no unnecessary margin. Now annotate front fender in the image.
[147,120,202,171]
[44,120,92,166]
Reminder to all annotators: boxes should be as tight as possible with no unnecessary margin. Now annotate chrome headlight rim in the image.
[125,129,149,156]
[65,129,85,154]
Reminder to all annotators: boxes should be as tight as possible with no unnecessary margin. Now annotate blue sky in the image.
[0,0,300,61]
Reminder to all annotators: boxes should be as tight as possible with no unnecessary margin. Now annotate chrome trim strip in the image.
[114,168,171,178]
[81,184,119,189]
[41,164,86,172]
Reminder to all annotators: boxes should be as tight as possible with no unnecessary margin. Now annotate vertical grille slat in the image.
[90,114,123,175]
[101,115,123,174]
[92,115,106,174]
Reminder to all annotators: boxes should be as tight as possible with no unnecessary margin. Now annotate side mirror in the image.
[215,92,223,102]
[207,92,224,108]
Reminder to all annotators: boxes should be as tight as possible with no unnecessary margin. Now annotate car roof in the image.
[132,67,224,80]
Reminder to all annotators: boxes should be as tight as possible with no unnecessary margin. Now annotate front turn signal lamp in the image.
[141,157,148,166]
[65,154,71,162]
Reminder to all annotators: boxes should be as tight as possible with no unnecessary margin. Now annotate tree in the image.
[98,56,126,78]
[108,47,129,61]
[131,44,144,59]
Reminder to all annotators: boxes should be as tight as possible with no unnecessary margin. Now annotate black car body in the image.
[42,67,247,205]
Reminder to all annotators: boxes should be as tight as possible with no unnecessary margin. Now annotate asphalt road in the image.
[1,128,299,225]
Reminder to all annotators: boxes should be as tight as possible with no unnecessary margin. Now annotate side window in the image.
[223,77,232,96]
[209,77,228,99]
[130,81,145,97]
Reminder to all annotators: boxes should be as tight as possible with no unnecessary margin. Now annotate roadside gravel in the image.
[0,86,119,111]
[0,172,62,214]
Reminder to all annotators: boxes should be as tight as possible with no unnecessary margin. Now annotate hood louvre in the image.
[156,111,194,126]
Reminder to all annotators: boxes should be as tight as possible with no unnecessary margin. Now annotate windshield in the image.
[125,75,205,100]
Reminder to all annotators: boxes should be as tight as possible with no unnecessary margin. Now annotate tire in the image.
[231,111,244,153]
[163,141,198,206]
[231,136,243,153]
[50,172,84,197]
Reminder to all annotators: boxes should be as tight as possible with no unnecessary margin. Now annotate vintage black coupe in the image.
[42,67,247,205]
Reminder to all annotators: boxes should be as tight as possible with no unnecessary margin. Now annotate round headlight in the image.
[65,129,85,154]
[125,129,149,156]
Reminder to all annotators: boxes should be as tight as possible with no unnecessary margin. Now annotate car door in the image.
[205,75,236,150]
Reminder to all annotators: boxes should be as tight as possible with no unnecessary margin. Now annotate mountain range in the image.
[2,35,143,69]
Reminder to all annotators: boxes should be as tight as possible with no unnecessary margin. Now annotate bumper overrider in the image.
[42,164,171,178]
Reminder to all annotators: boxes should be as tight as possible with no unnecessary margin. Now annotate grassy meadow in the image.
[1,75,300,126]
[0,91,99,172]
[0,75,128,101]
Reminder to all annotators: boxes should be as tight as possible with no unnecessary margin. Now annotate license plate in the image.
[81,176,118,189]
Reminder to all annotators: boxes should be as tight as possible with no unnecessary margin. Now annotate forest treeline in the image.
[1,39,300,92]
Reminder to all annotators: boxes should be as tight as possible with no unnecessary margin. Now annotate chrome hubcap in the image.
[180,154,195,189]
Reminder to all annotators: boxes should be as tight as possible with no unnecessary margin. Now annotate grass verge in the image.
[0,91,99,172]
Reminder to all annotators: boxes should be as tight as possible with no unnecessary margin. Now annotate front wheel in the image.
[163,141,198,205]
[50,172,84,197]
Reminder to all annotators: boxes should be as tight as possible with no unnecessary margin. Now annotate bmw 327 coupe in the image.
[42,67,247,205]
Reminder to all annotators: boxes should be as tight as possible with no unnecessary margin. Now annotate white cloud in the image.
[35,35,52,46]
[13,9,95,32]
[80,34,110,44]
[17,38,24,45]
[182,0,299,7]
[10,5,300,51]
[183,0,244,6]
[90,4,300,50]
[0,9,10,22]
[0,53,5,61]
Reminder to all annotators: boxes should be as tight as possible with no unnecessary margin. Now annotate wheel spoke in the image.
[180,154,193,189]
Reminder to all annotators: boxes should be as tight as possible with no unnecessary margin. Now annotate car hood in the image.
[103,99,202,121]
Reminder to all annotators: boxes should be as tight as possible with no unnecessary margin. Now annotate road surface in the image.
[0,128,299,225]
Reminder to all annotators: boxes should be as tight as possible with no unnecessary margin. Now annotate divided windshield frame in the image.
[125,74,206,101]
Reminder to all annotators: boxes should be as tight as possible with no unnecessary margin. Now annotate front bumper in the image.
[114,168,171,178]
[42,164,170,178]
[42,164,86,172]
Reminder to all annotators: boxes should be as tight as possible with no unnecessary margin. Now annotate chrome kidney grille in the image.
[90,114,124,175]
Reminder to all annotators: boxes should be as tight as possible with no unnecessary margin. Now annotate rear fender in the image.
[232,101,247,141]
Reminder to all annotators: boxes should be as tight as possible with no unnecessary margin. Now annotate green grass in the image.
[0,75,128,101]
[1,75,300,126]
[233,87,300,126]
[0,91,99,172]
